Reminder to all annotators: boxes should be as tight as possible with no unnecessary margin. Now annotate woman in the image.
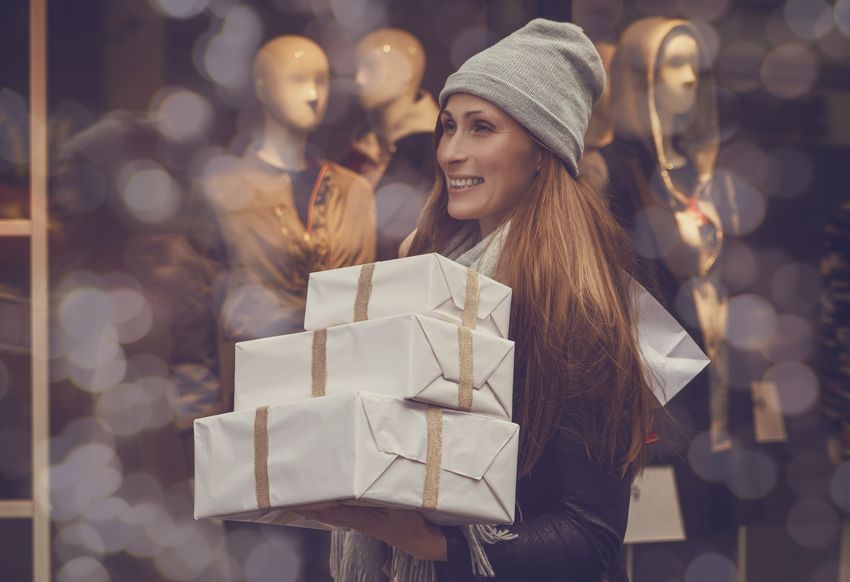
[301,20,655,581]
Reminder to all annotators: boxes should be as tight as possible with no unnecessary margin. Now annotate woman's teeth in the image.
[449,177,484,189]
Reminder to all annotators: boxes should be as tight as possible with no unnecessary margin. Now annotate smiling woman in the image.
[322,18,656,582]
[437,95,542,237]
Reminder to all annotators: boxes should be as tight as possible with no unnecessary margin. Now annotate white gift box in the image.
[194,392,519,526]
[235,313,515,420]
[304,254,512,338]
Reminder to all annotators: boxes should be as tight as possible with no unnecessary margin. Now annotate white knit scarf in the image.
[329,221,516,582]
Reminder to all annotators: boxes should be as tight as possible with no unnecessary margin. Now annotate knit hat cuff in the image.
[440,71,583,176]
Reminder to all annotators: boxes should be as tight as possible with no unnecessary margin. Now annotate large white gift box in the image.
[194,392,519,526]
[303,254,512,338]
[234,313,515,420]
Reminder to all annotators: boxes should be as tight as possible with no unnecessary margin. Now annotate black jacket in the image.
[436,429,631,582]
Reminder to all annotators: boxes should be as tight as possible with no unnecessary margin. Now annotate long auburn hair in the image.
[409,125,656,479]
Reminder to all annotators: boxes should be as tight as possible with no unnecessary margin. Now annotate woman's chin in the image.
[447,202,481,222]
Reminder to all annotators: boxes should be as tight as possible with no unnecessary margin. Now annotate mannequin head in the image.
[655,31,699,124]
[355,28,426,111]
[254,36,330,134]
[584,41,616,149]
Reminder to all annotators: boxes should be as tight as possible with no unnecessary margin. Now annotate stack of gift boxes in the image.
[194,254,521,528]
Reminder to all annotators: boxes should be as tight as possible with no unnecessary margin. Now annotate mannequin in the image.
[579,41,616,193]
[341,28,439,260]
[603,17,754,548]
[171,35,376,420]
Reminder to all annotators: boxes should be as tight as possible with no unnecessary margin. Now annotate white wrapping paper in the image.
[235,313,515,419]
[633,281,710,405]
[304,254,512,338]
[194,392,519,526]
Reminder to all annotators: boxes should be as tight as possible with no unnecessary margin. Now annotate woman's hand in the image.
[297,505,447,561]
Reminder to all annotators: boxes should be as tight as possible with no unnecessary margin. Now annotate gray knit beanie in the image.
[439,19,605,176]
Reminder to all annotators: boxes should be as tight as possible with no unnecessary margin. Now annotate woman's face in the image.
[437,93,541,234]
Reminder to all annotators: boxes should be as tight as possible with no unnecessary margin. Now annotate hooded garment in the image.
[342,91,439,261]
[602,18,757,534]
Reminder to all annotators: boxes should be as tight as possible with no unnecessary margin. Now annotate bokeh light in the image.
[765,147,814,198]
[770,262,822,313]
[688,431,734,482]
[148,0,210,19]
[725,448,778,500]
[0,88,29,166]
[710,170,766,235]
[786,498,841,549]
[764,361,819,415]
[684,552,737,582]
[56,556,110,582]
[783,0,834,41]
[761,313,814,362]
[150,87,214,143]
[726,294,777,351]
[0,360,9,401]
[760,43,819,99]
[118,160,182,224]
[330,0,387,34]
[719,240,759,292]
[836,0,850,37]
[829,461,850,512]
[717,140,770,188]
[676,0,731,22]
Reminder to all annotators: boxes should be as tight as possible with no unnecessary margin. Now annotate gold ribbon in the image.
[312,329,327,397]
[457,326,474,411]
[254,406,271,509]
[421,407,443,511]
[462,268,480,329]
[354,262,376,322]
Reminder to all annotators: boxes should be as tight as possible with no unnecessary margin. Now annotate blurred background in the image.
[2,0,850,580]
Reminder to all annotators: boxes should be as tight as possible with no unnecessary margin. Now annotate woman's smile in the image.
[446,175,485,194]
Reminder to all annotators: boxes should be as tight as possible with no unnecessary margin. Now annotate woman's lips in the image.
[447,176,484,194]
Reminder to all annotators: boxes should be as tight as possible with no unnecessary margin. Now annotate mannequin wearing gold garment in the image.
[170,36,376,424]
[603,17,758,545]
[342,28,439,260]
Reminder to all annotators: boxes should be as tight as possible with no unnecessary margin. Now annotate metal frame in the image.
[0,0,50,579]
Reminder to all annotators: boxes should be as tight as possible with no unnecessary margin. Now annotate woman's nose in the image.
[437,134,468,167]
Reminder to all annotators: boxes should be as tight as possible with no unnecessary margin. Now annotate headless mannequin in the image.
[343,29,438,260]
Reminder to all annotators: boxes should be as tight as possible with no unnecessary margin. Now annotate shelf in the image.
[0,220,32,237]
[0,500,34,519]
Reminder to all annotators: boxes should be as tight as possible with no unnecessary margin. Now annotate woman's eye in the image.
[442,120,456,133]
[472,122,492,133]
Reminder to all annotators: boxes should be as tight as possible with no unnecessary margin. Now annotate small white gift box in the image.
[234,313,515,420]
[194,392,519,526]
[303,254,512,338]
